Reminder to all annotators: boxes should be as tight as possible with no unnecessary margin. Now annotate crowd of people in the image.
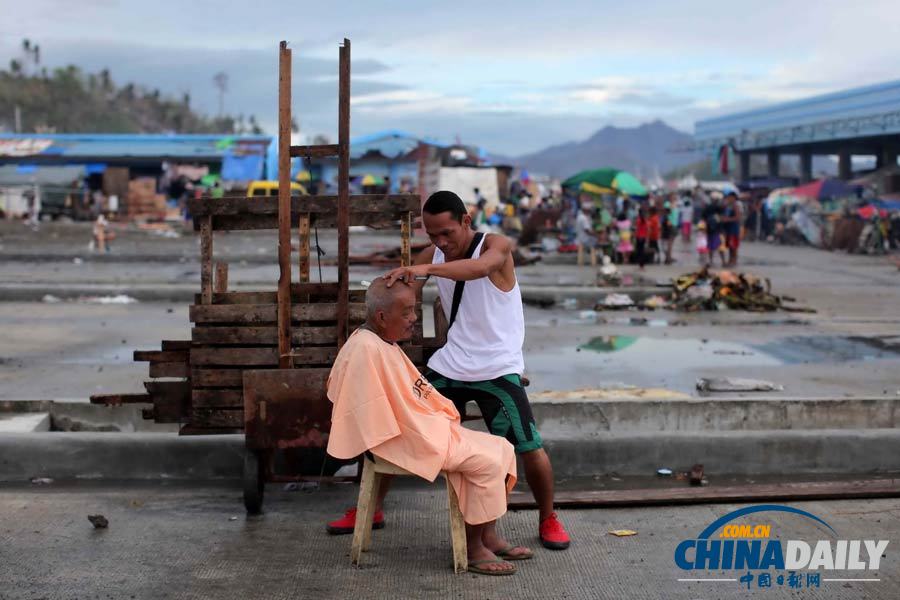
[567,188,747,268]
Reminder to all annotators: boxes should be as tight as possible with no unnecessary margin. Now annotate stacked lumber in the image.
[127,177,167,219]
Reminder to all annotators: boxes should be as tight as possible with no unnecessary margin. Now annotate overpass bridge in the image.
[694,79,900,184]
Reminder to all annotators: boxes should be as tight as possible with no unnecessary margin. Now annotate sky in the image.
[2,0,900,155]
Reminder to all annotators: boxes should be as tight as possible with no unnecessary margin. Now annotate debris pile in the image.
[671,267,815,313]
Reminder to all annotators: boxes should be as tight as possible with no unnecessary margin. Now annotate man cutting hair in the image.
[327,190,570,550]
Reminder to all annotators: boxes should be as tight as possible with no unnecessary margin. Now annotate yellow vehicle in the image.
[247,180,307,197]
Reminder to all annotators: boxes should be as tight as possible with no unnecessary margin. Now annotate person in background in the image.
[615,211,633,265]
[575,203,597,266]
[635,206,649,270]
[702,194,726,267]
[662,201,677,265]
[680,195,694,243]
[696,221,709,264]
[722,191,744,266]
[648,206,662,265]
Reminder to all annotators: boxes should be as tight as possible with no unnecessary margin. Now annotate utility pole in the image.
[213,72,228,117]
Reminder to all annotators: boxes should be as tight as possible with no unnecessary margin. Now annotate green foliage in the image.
[0,62,260,134]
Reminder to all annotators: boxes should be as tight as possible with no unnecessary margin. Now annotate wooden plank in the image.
[161,340,192,351]
[191,347,279,367]
[277,40,293,370]
[200,215,213,304]
[191,283,339,305]
[149,362,190,378]
[289,143,339,158]
[291,303,366,322]
[298,213,310,284]
[191,325,336,345]
[192,389,243,408]
[133,350,188,363]
[214,262,228,293]
[191,408,243,429]
[208,212,407,231]
[193,346,336,367]
[188,194,420,218]
[194,291,278,305]
[337,38,351,349]
[400,211,411,267]
[192,326,277,345]
[507,479,900,510]
[191,368,244,388]
[89,393,152,406]
[144,380,190,422]
[190,304,277,324]
[289,346,338,365]
[294,326,338,345]
[189,302,365,324]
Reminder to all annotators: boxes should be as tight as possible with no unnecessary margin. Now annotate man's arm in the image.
[383,235,511,285]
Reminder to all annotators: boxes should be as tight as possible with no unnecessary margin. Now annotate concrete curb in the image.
[3,428,900,482]
[0,432,244,481]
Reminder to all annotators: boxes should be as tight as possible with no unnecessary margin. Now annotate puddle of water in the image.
[754,335,900,364]
[527,334,900,394]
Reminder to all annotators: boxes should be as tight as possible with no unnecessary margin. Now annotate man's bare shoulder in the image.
[483,233,512,253]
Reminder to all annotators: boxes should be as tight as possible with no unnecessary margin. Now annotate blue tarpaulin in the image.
[221,149,264,181]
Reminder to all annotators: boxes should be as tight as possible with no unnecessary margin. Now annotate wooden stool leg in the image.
[577,243,584,266]
[590,246,597,267]
[362,472,381,552]
[445,476,468,574]
[351,457,377,566]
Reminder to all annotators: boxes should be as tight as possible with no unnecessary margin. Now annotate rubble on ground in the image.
[671,267,815,313]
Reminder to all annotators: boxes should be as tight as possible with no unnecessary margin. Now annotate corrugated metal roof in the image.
[0,134,272,159]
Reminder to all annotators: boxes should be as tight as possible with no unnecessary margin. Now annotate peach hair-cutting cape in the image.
[326,328,460,482]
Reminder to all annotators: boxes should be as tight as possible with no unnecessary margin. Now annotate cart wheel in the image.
[243,450,265,515]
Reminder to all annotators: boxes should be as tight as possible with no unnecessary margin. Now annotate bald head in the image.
[364,277,417,342]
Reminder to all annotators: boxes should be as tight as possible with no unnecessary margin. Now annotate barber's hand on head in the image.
[383,264,429,287]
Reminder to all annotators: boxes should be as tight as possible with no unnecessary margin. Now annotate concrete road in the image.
[0,481,897,599]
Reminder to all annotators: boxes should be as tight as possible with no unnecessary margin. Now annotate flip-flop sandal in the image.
[468,559,517,576]
[495,545,534,560]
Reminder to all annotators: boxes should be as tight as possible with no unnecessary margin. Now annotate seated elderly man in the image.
[326,277,532,575]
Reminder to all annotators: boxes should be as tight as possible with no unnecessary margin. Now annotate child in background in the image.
[696,221,709,264]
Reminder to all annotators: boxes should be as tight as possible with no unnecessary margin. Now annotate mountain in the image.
[513,120,704,180]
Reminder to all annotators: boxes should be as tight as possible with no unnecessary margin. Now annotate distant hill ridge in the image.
[512,119,704,179]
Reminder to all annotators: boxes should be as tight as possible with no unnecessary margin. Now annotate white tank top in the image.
[427,234,525,381]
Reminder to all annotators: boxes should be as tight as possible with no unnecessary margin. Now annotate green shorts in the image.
[424,368,543,454]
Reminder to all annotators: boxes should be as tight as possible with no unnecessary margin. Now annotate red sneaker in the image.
[326,507,385,535]
[539,512,571,550]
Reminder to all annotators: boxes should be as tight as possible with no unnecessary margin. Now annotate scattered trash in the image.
[689,464,705,486]
[87,515,109,528]
[671,267,815,313]
[696,377,784,393]
[598,293,634,309]
[283,481,319,492]
[597,256,621,286]
[228,516,238,521]
[578,310,599,321]
[72,257,83,265]
[713,350,754,356]
[30,477,53,485]
[561,298,578,309]
[608,529,638,537]
[81,295,139,305]
[656,468,673,477]
[41,294,62,304]
[642,295,669,310]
